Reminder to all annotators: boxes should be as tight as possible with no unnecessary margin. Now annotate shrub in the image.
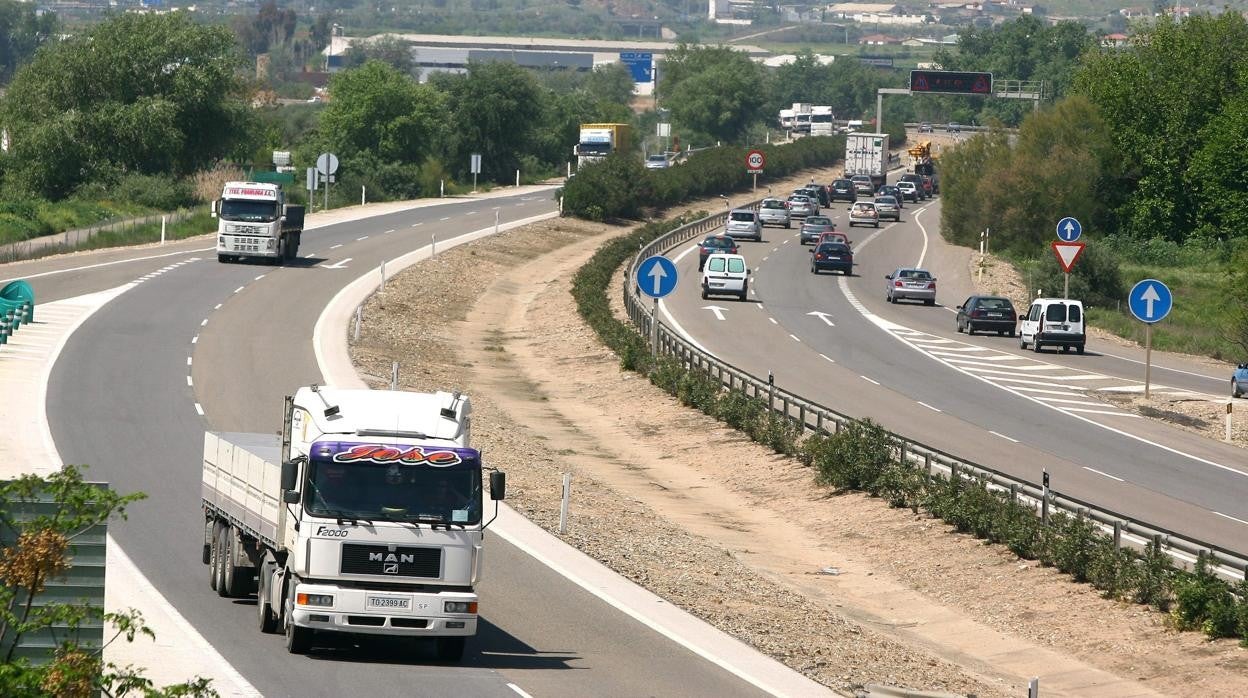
[676,370,720,415]
[1171,556,1238,638]
[811,418,894,491]
[192,162,246,203]
[716,390,767,432]
[111,173,194,210]
[1132,539,1175,611]
[755,414,802,456]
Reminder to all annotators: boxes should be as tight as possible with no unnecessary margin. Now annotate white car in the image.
[1019,298,1085,354]
[701,253,750,301]
[645,154,671,170]
[896,181,920,202]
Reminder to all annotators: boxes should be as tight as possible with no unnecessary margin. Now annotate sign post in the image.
[1053,217,1083,299]
[636,255,679,355]
[316,152,339,211]
[746,149,765,194]
[1128,279,1173,399]
[470,153,482,193]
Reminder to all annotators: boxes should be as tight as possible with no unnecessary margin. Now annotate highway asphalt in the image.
[660,191,1248,556]
[43,192,771,697]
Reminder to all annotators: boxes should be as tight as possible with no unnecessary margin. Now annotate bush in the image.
[811,418,895,491]
[191,162,245,203]
[1171,556,1239,638]
[717,391,767,432]
[111,173,195,210]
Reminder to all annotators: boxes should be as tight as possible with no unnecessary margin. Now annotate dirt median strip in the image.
[349,172,1248,697]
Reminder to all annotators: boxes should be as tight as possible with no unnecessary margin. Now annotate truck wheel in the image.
[285,586,312,654]
[217,254,232,264]
[436,637,466,663]
[257,562,278,634]
[213,528,228,595]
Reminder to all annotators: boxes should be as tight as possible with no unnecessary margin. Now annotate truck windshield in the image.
[305,458,483,525]
[578,142,612,156]
[220,199,279,223]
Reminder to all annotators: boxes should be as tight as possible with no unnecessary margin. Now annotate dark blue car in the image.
[810,242,853,275]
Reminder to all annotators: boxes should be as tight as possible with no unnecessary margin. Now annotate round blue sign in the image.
[637,255,678,299]
[1128,278,1172,324]
[1056,217,1082,242]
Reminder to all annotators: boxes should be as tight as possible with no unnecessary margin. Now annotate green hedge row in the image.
[561,136,846,221]
[572,208,1248,646]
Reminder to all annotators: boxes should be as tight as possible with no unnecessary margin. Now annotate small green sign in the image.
[250,170,295,184]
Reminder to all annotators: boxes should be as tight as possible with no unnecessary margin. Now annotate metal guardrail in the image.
[623,211,1248,583]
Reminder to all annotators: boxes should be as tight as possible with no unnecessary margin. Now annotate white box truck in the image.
[810,106,834,137]
[201,385,506,660]
[212,181,304,264]
[844,132,890,191]
[792,103,813,133]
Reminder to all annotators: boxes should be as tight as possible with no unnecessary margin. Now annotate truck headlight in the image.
[444,601,477,614]
[296,593,334,607]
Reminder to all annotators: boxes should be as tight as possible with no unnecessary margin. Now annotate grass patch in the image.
[1,211,217,263]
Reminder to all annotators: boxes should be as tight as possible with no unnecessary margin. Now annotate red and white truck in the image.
[201,385,506,659]
[212,181,304,264]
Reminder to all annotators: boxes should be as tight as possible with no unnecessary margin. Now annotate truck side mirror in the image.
[283,490,301,504]
[210,200,218,218]
[281,459,298,492]
[490,471,506,501]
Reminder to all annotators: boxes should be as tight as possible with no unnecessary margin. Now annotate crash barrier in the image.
[623,210,1248,584]
[0,280,35,347]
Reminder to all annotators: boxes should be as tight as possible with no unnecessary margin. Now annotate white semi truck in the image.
[201,385,506,660]
[809,106,835,137]
[792,103,813,134]
[212,181,304,264]
[844,132,890,191]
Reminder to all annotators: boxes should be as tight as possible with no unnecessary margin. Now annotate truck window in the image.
[307,458,482,524]
[220,199,280,223]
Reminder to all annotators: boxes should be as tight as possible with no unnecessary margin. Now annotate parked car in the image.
[896,181,920,203]
[850,175,874,197]
[817,231,851,246]
[848,201,879,228]
[918,122,933,133]
[758,198,792,229]
[873,196,901,221]
[701,253,750,300]
[799,215,837,245]
[877,184,905,207]
[1233,363,1248,398]
[811,242,853,275]
[1019,298,1085,354]
[645,154,670,170]
[786,194,818,218]
[830,179,856,202]
[885,267,937,305]
[898,174,926,200]
[697,234,738,270]
[725,208,762,241]
[956,295,1018,336]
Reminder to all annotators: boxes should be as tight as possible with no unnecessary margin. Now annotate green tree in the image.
[0,0,57,84]
[344,36,414,74]
[1,13,249,198]
[659,44,765,143]
[584,62,636,107]
[0,466,214,697]
[441,61,545,180]
[1186,92,1248,242]
[319,60,447,163]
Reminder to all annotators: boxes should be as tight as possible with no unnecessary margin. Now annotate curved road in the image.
[40,193,773,697]
[660,190,1248,556]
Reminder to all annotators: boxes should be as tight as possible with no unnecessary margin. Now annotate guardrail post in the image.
[925,453,932,480]
[390,362,399,390]
[899,442,908,468]
[781,397,789,419]
[799,403,806,430]
[951,463,960,481]
[767,370,774,411]
[1041,469,1050,525]
[1009,483,1017,503]
[1113,521,1122,549]
[816,410,823,432]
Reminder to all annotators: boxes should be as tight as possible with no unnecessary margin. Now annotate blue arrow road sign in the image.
[637,255,678,299]
[1128,278,1172,323]
[1056,217,1082,242]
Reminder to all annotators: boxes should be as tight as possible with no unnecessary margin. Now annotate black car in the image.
[876,184,905,207]
[830,179,856,202]
[810,242,853,275]
[956,295,1018,336]
[698,234,738,270]
[797,184,830,208]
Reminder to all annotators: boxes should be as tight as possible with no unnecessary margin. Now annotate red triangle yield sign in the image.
[1051,241,1085,273]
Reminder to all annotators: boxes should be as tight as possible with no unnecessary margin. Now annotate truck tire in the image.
[285,585,312,654]
[221,527,253,598]
[212,528,228,595]
[436,636,465,662]
[257,561,278,634]
[218,254,232,264]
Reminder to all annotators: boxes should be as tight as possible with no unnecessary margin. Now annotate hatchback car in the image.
[956,296,1018,336]
[786,195,818,218]
[758,198,792,229]
[697,234,738,270]
[848,201,879,228]
[918,122,933,134]
[898,174,926,200]
[850,175,874,197]
[817,231,851,246]
[830,179,856,202]
[811,242,853,275]
[947,122,961,133]
[701,253,750,300]
[725,208,762,242]
[1019,298,1085,354]
[873,196,901,221]
[1233,363,1248,398]
[645,154,670,170]
[876,184,905,207]
[896,180,920,203]
[799,215,836,245]
[885,267,936,305]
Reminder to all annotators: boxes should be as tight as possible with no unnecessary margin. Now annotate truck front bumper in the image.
[290,582,478,638]
[218,235,279,257]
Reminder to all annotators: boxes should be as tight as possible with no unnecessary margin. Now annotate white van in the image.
[1019,298,1085,354]
[701,253,750,301]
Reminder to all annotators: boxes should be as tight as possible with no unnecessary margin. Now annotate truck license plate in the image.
[367,596,409,609]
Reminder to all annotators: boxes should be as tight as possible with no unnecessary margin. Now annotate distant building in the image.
[1101,32,1129,47]
[1118,5,1148,17]
[826,2,927,24]
[858,33,902,45]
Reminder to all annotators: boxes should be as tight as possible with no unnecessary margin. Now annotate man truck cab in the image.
[1019,298,1085,354]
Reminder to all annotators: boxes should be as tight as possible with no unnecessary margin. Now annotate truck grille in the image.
[340,544,441,578]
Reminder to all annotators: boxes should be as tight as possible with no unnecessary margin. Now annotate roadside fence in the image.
[0,208,198,264]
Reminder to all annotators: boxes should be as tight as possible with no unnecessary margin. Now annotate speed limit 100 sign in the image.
[746,149,765,173]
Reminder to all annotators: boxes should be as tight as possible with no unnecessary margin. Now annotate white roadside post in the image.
[559,473,572,534]
[353,306,362,341]
[160,215,167,245]
[390,361,399,391]
[431,232,437,258]
[1226,401,1233,443]
[361,186,366,205]
[494,210,499,235]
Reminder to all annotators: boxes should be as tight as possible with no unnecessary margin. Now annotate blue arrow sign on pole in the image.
[637,255,678,299]
[1056,216,1082,242]
[1128,278,1172,323]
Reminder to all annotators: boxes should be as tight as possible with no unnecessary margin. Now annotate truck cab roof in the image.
[295,387,471,447]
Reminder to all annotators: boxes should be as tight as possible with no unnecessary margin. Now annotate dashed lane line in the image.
[1084,467,1124,482]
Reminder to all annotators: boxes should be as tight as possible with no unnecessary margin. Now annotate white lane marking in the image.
[254,274,265,281]
[913,207,930,268]
[782,239,790,244]
[762,256,769,261]
[191,335,198,344]
[200,318,208,327]
[1084,466,1124,482]
[909,338,957,345]
[186,375,193,387]
[1095,349,1222,382]
[411,222,424,227]
[1214,512,1248,527]
[820,354,835,363]
[507,684,534,698]
[356,236,369,241]
[186,357,192,366]
[988,376,1105,390]
[233,286,245,294]
[194,403,204,416]
[1061,407,1143,418]
[1010,386,1090,397]
[861,376,880,385]
[214,303,222,310]
[917,401,942,412]
[789,334,801,342]
[467,211,478,215]
[322,258,352,269]
[0,247,213,283]
[516,203,526,207]
[330,243,343,249]
[990,431,1019,443]
[1033,397,1115,408]
[440,216,450,221]
[768,317,778,324]
[955,366,1090,380]
[385,229,395,234]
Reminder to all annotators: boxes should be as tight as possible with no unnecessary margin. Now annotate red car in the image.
[919,175,934,197]
[697,234,738,270]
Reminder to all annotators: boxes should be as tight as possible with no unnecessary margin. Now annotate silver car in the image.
[725,208,762,241]
[873,196,901,221]
[848,201,879,228]
[850,175,874,197]
[757,198,791,229]
[645,154,670,170]
[786,195,817,218]
[799,215,836,244]
[885,267,937,305]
